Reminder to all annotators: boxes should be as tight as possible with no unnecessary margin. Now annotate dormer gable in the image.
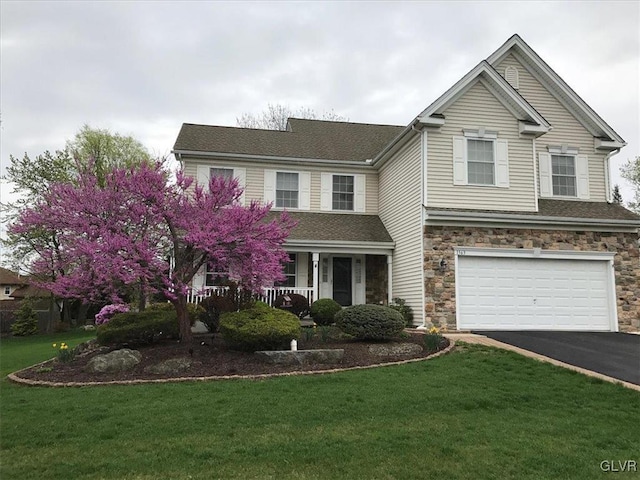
[416,61,551,137]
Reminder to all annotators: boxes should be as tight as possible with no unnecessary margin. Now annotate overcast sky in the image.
[1,0,639,207]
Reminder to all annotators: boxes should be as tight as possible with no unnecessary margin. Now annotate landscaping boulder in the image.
[368,343,423,357]
[255,349,344,366]
[85,349,142,373]
[144,357,192,375]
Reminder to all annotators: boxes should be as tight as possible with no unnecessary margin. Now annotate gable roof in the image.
[416,60,551,134]
[173,119,404,163]
[0,267,27,286]
[487,34,625,147]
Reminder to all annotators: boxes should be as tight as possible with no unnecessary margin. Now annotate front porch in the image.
[188,252,393,308]
[189,212,396,309]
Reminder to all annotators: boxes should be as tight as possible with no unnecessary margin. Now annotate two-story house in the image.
[0,267,27,302]
[173,34,640,333]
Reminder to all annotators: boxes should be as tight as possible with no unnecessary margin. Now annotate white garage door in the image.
[456,253,616,331]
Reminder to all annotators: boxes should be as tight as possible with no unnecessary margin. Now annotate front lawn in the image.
[1,334,638,479]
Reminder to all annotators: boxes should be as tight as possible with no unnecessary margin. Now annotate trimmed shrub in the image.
[389,297,414,327]
[310,298,342,326]
[96,310,178,346]
[95,303,130,325]
[220,301,300,352]
[273,293,309,319]
[146,302,203,326]
[10,300,39,336]
[199,295,236,332]
[335,304,405,341]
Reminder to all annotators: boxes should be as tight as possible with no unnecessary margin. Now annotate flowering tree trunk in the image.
[172,293,192,345]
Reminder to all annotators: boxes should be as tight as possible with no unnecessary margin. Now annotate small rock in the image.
[368,343,423,357]
[86,349,142,373]
[145,357,192,375]
[82,325,96,331]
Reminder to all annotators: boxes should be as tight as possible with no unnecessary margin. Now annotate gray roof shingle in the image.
[173,118,404,162]
[266,211,393,243]
[426,199,640,223]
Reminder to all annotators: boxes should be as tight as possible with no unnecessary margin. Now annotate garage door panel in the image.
[457,255,614,331]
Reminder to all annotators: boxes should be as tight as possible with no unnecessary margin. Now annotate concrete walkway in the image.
[444,333,640,392]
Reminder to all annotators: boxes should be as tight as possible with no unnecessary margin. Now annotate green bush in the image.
[199,295,236,333]
[146,302,203,326]
[96,310,178,346]
[10,300,39,336]
[335,304,405,341]
[389,298,414,327]
[274,293,309,319]
[220,301,300,352]
[310,298,342,326]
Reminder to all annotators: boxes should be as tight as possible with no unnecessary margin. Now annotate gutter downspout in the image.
[604,148,621,203]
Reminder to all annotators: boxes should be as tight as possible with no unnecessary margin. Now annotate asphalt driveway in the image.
[473,331,640,385]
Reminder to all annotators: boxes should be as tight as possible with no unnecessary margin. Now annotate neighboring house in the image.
[173,34,640,333]
[0,267,28,301]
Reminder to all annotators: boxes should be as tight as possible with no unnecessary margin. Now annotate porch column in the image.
[387,254,393,304]
[312,252,320,304]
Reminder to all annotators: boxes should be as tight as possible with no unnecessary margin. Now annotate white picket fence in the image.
[186,286,314,307]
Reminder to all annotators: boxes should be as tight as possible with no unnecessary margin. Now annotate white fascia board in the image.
[284,239,394,255]
[424,208,640,229]
[172,149,375,170]
[487,35,626,145]
[454,246,615,261]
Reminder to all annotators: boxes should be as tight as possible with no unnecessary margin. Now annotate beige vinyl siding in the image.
[379,136,424,325]
[427,81,537,211]
[495,54,607,201]
[182,156,379,213]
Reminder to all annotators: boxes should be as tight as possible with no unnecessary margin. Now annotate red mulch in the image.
[14,331,449,384]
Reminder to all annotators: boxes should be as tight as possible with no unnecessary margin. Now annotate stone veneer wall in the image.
[423,226,639,332]
[366,255,388,305]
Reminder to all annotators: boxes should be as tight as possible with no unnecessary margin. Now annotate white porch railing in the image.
[186,286,314,307]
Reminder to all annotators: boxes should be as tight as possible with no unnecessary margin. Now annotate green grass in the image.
[1,336,638,479]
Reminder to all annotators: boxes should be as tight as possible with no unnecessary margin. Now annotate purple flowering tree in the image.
[9,162,294,344]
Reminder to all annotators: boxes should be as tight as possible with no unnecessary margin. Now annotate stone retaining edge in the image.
[6,340,456,388]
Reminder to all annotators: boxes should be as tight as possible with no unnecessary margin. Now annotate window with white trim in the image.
[551,155,577,197]
[205,265,229,287]
[332,175,354,211]
[275,172,299,209]
[4,286,10,295]
[275,254,296,287]
[453,130,509,188]
[538,148,589,200]
[210,167,234,180]
[467,138,495,185]
[320,173,365,212]
[196,164,246,205]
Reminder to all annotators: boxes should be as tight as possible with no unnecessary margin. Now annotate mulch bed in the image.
[13,331,449,385]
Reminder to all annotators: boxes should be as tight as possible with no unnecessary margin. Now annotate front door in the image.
[332,257,352,306]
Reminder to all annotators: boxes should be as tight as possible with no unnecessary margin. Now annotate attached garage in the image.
[455,248,617,332]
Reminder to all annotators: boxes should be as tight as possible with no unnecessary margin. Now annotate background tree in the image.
[612,184,623,204]
[236,103,348,131]
[621,156,640,213]
[8,163,294,344]
[66,124,153,186]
